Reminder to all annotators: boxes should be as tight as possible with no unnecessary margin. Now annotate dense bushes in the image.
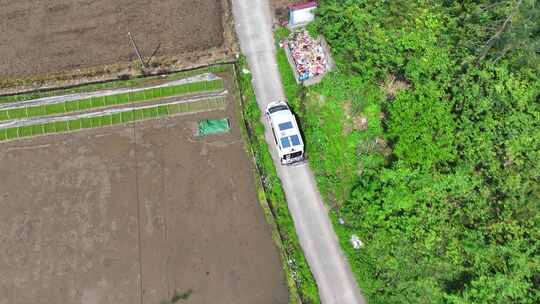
[278,0,539,303]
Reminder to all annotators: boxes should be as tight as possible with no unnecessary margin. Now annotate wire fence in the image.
[0,97,226,142]
[0,78,224,121]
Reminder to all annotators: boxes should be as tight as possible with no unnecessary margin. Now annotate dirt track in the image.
[0,88,288,303]
[0,0,228,78]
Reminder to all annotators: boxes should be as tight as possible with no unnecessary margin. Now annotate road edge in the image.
[233,58,321,304]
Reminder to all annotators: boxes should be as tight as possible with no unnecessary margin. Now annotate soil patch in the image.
[0,0,237,93]
[0,78,288,303]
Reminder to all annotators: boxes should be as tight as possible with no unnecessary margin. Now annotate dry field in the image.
[0,0,236,93]
[0,88,288,303]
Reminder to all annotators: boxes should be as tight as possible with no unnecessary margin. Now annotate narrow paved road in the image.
[232,1,366,303]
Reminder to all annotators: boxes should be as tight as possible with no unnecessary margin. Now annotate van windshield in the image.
[268,105,289,113]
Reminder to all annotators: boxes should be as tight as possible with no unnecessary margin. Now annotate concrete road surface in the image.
[232,1,366,303]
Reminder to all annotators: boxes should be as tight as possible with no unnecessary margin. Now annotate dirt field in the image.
[0,0,235,84]
[0,90,288,303]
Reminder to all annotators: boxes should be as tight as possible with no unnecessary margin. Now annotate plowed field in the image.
[0,0,228,78]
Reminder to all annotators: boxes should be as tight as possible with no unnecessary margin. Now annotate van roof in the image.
[269,108,304,153]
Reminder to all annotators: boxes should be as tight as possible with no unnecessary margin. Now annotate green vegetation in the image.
[274,27,304,112]
[0,97,226,142]
[0,64,230,103]
[0,78,224,121]
[171,289,193,302]
[276,1,540,303]
[160,289,193,304]
[236,57,320,304]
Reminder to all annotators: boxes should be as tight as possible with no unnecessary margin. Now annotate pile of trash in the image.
[287,30,327,81]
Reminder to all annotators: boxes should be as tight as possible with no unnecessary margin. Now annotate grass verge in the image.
[274,26,386,299]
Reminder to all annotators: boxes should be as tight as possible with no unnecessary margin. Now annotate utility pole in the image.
[128,32,146,69]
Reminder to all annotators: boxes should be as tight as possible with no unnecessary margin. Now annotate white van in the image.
[265,101,305,165]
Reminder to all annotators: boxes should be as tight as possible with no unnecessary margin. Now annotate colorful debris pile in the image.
[287,30,327,81]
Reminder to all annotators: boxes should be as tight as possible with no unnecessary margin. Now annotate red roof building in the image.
[288,1,318,10]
